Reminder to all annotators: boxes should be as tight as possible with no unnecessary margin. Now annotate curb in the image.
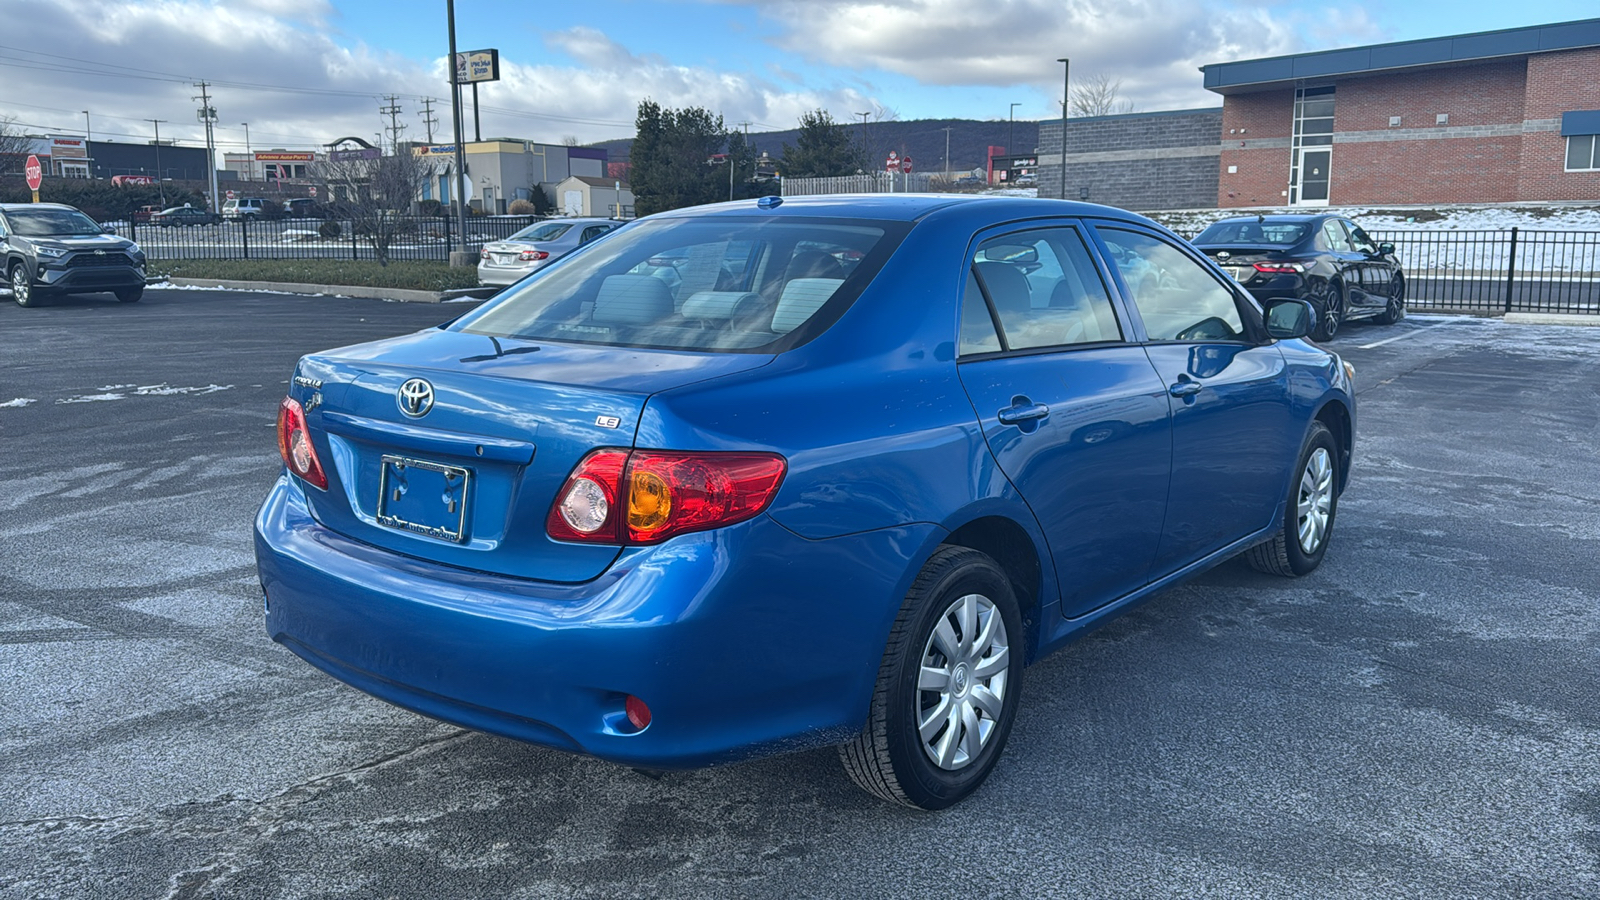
[165,277,458,303]
[1502,312,1600,327]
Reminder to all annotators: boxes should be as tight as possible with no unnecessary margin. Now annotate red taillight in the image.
[518,249,549,262]
[546,449,787,545]
[1253,261,1306,274]
[276,397,328,490]
[480,248,491,260]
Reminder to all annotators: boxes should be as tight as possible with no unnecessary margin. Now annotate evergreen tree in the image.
[630,100,735,216]
[780,110,864,178]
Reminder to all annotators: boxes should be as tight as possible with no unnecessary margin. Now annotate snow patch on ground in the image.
[57,384,234,404]
[0,398,37,408]
[1149,204,1600,236]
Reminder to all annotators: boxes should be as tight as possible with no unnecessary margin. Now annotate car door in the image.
[1319,218,1370,301]
[955,224,1174,617]
[1092,223,1300,574]
[1344,220,1393,302]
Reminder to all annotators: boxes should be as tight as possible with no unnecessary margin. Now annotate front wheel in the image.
[1375,275,1406,325]
[10,263,39,307]
[115,286,143,303]
[839,546,1025,810]
[1247,421,1338,577]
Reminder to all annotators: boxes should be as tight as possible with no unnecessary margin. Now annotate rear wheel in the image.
[115,286,143,303]
[1312,282,1344,342]
[1375,275,1406,325]
[839,546,1024,810]
[1247,421,1338,577]
[10,263,38,307]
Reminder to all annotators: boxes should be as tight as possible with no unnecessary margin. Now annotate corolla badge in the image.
[396,378,435,418]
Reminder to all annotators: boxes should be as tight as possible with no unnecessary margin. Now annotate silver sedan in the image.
[477,217,622,287]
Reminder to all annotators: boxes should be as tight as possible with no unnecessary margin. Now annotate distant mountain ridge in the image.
[589,117,1044,175]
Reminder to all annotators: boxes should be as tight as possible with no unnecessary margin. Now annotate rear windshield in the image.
[1194,221,1310,245]
[452,216,908,352]
[510,222,574,242]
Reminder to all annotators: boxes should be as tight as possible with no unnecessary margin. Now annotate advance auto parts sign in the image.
[454,49,500,84]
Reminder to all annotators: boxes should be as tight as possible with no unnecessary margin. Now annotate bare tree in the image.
[562,135,580,146]
[0,116,35,177]
[313,148,429,265]
[1070,74,1136,118]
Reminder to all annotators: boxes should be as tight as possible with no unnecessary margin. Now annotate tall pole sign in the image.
[25,155,43,202]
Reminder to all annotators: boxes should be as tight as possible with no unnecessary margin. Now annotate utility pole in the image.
[241,122,252,181]
[420,97,439,143]
[855,111,871,168]
[942,126,953,176]
[82,110,92,178]
[1058,58,1070,200]
[147,118,167,204]
[446,0,469,260]
[193,81,220,211]
[1008,102,1020,154]
[380,96,406,152]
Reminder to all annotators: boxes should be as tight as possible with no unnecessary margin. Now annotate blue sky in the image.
[1,1,1595,153]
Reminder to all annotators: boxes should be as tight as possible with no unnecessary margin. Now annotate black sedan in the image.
[151,206,221,227]
[1191,214,1405,341]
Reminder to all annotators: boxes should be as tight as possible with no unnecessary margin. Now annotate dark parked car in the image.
[151,205,221,227]
[1190,214,1405,341]
[255,195,1354,809]
[1,203,146,306]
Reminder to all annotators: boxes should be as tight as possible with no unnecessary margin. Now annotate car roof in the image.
[0,203,81,212]
[643,194,1157,227]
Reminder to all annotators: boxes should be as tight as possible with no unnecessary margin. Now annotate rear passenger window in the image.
[959,227,1122,355]
[1098,228,1246,342]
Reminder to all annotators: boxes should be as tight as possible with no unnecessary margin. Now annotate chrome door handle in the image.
[997,403,1050,425]
[1169,381,1203,398]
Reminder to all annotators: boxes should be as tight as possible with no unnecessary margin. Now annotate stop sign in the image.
[900,156,914,174]
[25,155,43,192]
[309,186,317,197]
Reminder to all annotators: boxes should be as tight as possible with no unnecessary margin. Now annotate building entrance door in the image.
[1297,149,1331,206]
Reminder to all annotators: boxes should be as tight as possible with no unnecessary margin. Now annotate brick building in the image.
[1202,18,1600,207]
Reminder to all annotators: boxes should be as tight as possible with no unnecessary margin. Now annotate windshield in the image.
[1195,221,1310,245]
[510,222,574,242]
[452,216,908,353]
[8,208,104,237]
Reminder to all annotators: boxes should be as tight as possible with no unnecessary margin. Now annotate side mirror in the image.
[1377,241,1395,256]
[102,224,117,234]
[1264,298,1316,340]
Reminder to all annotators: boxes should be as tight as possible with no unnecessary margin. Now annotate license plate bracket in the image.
[376,455,471,542]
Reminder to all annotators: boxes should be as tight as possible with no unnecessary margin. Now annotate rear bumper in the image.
[254,475,933,768]
[477,260,546,286]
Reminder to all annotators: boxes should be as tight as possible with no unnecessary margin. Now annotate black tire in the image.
[1374,275,1406,325]
[10,262,39,307]
[115,286,143,303]
[1312,281,1344,342]
[839,546,1025,810]
[1247,421,1338,577]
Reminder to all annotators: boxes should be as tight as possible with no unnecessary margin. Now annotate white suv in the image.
[222,197,269,219]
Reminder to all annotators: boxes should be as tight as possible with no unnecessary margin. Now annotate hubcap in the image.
[12,268,28,303]
[1297,447,1334,554]
[916,593,1010,771]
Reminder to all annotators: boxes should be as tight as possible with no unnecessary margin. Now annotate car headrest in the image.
[771,278,843,334]
[682,291,760,321]
[974,262,1032,317]
[593,275,673,326]
[784,250,841,280]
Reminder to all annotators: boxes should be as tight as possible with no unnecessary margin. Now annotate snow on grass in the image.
[1,398,37,409]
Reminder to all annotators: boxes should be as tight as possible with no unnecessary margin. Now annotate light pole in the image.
[82,110,92,178]
[446,0,469,260]
[855,111,871,171]
[1008,102,1019,154]
[147,118,167,204]
[1057,58,1070,200]
[241,122,252,181]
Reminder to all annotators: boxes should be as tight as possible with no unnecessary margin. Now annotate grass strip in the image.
[149,259,483,292]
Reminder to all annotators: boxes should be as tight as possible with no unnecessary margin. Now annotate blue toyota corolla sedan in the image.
[255,194,1354,809]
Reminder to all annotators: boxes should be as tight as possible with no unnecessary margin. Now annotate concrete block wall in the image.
[1039,109,1222,211]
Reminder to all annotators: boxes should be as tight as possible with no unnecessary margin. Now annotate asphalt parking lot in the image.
[2,289,1597,899]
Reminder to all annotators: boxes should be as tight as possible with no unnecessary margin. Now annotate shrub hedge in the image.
[149,259,484,292]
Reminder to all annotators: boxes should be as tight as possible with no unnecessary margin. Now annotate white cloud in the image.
[721,0,1388,111]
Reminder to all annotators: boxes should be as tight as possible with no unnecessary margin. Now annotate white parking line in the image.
[1357,317,1473,350]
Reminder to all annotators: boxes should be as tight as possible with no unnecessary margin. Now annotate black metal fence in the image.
[1369,228,1600,315]
[115,215,543,263]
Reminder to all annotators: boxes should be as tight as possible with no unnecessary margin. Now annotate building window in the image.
[1290,86,1334,206]
[1567,135,1599,172]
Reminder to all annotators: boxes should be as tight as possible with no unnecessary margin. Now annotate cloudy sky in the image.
[0,0,1591,155]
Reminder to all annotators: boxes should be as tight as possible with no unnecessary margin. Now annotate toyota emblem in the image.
[1217,251,1231,260]
[396,378,435,418]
